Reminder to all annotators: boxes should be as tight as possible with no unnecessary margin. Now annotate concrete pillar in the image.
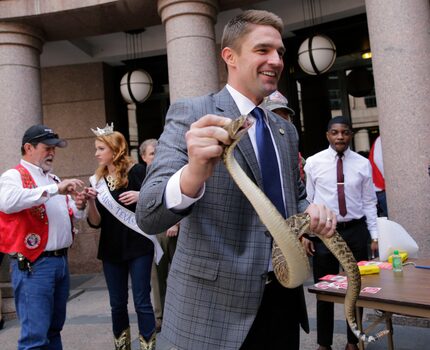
[365,0,430,256]
[0,21,44,320]
[0,22,44,171]
[354,129,370,153]
[127,103,139,162]
[158,0,219,103]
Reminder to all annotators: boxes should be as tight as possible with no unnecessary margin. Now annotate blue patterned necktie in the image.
[251,107,286,218]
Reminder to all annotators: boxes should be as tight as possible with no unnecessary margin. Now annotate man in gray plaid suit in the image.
[136,9,336,350]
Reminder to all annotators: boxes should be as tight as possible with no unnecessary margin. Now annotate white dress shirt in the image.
[165,84,286,211]
[0,159,84,251]
[304,146,378,239]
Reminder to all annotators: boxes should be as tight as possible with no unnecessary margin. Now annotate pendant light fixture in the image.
[297,0,337,75]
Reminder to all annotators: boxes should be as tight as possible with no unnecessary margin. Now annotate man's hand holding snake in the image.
[181,115,232,198]
[305,203,337,237]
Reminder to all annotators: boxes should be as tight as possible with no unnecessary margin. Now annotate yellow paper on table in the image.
[387,251,408,264]
[358,265,380,275]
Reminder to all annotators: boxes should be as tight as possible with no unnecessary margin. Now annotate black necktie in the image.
[337,152,347,216]
[251,107,286,218]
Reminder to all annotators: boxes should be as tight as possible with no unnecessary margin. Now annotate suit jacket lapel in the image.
[267,111,291,176]
[214,88,262,187]
[237,136,262,187]
[266,110,297,215]
[214,87,239,119]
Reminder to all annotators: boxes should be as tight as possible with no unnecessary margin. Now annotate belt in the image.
[336,217,365,230]
[10,248,68,259]
[40,248,68,257]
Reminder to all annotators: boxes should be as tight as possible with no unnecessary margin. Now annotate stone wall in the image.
[41,62,108,274]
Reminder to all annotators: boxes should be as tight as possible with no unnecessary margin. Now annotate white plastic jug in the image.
[377,217,419,261]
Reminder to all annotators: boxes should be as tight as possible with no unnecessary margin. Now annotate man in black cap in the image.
[0,124,87,350]
[263,91,307,183]
[262,90,295,122]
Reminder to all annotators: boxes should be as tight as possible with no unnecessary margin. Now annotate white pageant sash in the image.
[90,175,163,264]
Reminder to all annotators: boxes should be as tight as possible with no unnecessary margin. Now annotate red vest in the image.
[0,165,49,262]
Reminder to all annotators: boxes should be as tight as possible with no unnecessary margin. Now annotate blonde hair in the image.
[221,10,283,53]
[95,131,134,189]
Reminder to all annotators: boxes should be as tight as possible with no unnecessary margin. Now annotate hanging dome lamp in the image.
[297,34,337,75]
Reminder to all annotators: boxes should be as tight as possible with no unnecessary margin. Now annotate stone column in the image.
[158,0,219,103]
[365,0,430,256]
[127,103,139,162]
[0,22,44,170]
[0,22,44,320]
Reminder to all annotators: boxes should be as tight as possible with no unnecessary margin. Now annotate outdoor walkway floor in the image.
[0,273,428,349]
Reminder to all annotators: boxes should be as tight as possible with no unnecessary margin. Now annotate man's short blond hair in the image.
[221,10,284,53]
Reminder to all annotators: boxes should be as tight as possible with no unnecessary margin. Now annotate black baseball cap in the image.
[22,124,67,148]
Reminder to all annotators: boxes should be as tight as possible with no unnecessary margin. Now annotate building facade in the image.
[0,0,429,278]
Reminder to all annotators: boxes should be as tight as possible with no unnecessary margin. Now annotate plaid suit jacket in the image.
[136,87,309,349]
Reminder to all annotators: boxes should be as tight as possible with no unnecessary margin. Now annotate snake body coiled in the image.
[222,115,388,343]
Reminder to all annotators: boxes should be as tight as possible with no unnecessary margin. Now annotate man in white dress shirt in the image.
[0,124,86,350]
[302,116,379,350]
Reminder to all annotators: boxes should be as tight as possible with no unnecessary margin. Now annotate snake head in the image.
[225,115,255,140]
[285,213,313,239]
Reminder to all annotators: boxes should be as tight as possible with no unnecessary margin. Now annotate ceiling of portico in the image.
[0,0,262,41]
[0,0,366,67]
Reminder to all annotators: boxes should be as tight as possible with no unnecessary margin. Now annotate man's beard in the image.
[40,158,53,172]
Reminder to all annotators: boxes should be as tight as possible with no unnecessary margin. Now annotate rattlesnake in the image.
[222,115,388,343]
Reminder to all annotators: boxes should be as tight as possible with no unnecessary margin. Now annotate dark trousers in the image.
[240,275,306,350]
[376,191,388,217]
[0,253,3,326]
[313,218,369,347]
[155,232,177,316]
[103,253,155,340]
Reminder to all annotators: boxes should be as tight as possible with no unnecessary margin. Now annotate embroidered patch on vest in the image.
[25,233,41,249]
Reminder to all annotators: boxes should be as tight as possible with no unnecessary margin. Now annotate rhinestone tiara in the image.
[91,122,114,137]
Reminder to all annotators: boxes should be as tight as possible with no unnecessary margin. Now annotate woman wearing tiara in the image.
[84,124,162,350]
